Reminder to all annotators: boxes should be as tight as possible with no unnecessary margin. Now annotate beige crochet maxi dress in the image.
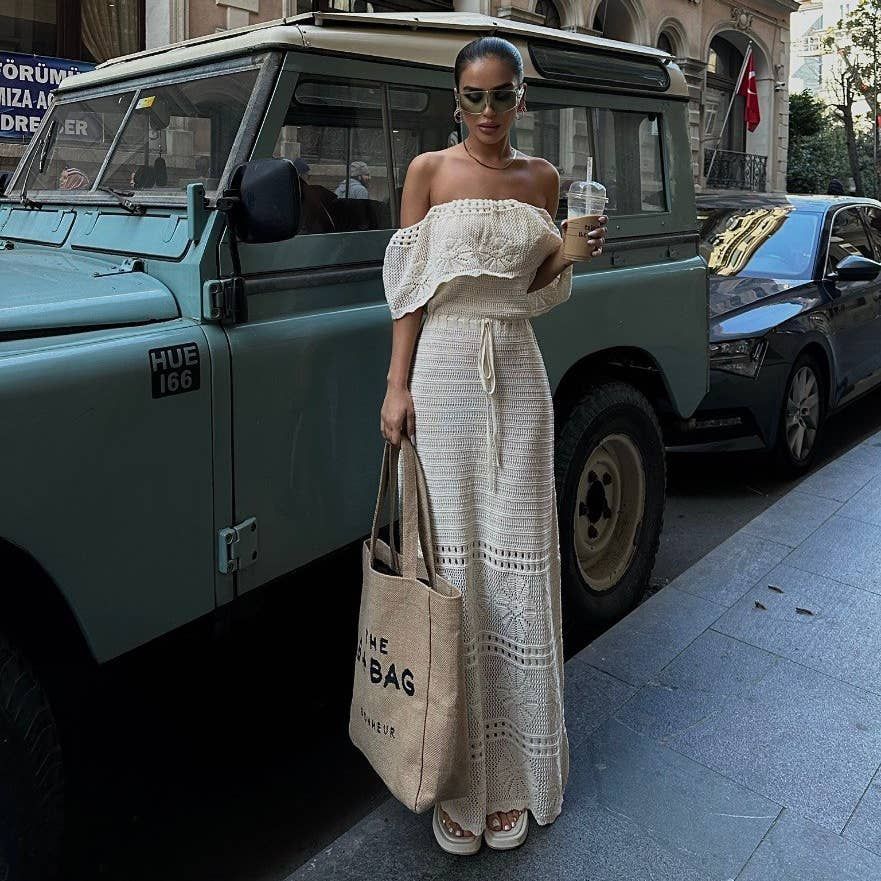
[383,197,573,836]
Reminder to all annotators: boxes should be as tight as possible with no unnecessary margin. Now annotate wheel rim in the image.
[785,365,820,461]
[572,433,646,591]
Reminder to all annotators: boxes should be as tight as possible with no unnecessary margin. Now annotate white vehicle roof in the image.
[59,11,685,98]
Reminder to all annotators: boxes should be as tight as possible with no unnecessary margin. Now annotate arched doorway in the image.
[592,1,639,44]
[703,29,772,190]
[535,0,561,29]
[704,34,746,155]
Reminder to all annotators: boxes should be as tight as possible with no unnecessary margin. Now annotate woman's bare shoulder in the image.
[517,154,560,213]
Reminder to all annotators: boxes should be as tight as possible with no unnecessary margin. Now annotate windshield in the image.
[699,206,820,280]
[13,66,260,199]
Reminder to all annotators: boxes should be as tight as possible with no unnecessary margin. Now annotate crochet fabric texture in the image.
[383,198,573,835]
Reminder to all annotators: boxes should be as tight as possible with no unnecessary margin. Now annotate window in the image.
[20,64,260,197]
[101,68,259,194]
[657,32,674,56]
[863,207,881,260]
[274,76,392,235]
[25,91,135,192]
[699,206,820,280]
[592,108,666,214]
[515,103,592,219]
[530,43,670,91]
[826,208,873,274]
[389,86,457,200]
[516,101,666,218]
[274,77,457,235]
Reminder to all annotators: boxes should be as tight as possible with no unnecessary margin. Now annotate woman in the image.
[380,36,607,854]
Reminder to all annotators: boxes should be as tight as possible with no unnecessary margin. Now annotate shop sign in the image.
[0,52,94,140]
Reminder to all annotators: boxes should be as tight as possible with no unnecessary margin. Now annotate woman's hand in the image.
[561,214,609,260]
[381,383,415,447]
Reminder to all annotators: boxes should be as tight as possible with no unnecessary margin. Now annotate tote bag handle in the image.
[368,439,439,588]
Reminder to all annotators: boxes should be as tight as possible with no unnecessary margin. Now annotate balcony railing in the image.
[703,148,767,191]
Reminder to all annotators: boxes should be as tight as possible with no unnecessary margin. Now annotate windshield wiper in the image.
[96,186,146,216]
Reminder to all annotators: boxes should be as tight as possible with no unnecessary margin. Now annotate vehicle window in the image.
[593,109,666,214]
[389,87,458,211]
[826,207,873,274]
[100,68,259,195]
[699,206,820,280]
[517,102,666,218]
[23,91,135,192]
[274,77,392,235]
[515,103,593,220]
[863,207,881,260]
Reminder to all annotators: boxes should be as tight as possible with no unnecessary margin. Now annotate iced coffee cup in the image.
[562,179,608,262]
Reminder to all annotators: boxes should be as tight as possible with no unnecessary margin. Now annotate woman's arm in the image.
[527,162,607,293]
[380,154,435,446]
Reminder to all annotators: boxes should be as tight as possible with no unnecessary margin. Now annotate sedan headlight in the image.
[709,337,768,378]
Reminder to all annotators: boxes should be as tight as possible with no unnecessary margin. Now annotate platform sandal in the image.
[432,803,482,855]
[483,808,529,850]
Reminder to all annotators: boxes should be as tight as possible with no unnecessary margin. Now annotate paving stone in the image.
[840,474,881,528]
[563,658,636,749]
[616,630,881,832]
[667,530,791,607]
[786,514,881,596]
[571,717,779,879]
[288,797,452,881]
[715,563,881,695]
[738,808,881,881]
[435,790,713,881]
[796,446,878,502]
[579,587,725,687]
[741,489,841,548]
[844,769,881,856]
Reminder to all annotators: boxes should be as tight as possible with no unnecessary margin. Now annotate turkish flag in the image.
[738,50,760,132]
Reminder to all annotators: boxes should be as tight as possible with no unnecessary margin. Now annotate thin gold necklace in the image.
[463,139,518,170]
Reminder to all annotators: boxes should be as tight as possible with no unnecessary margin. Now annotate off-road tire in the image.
[0,634,64,880]
[556,381,666,625]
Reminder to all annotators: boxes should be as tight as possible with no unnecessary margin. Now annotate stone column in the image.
[145,0,189,50]
[678,57,707,190]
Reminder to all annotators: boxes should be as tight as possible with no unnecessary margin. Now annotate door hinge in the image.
[204,276,246,322]
[218,517,258,574]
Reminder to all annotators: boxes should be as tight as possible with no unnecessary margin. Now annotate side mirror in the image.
[834,254,881,282]
[225,159,301,244]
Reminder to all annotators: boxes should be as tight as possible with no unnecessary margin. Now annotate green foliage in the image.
[789,91,826,140]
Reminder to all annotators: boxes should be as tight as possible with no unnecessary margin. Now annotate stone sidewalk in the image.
[289,431,881,881]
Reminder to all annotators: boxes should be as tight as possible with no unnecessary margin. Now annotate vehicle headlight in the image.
[709,337,768,378]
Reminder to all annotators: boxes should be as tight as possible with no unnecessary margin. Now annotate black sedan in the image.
[669,193,881,472]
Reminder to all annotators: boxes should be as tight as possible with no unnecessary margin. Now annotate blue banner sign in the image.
[1,52,94,140]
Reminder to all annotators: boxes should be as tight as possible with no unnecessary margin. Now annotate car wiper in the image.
[96,186,146,216]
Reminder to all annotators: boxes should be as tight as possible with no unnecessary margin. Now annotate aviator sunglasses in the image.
[456,85,524,115]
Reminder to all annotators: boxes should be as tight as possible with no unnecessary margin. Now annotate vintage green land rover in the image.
[0,11,706,876]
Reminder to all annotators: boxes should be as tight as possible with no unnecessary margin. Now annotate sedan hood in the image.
[708,275,803,319]
[709,274,820,342]
[0,246,178,336]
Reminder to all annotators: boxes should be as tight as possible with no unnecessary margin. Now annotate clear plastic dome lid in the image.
[567,179,607,200]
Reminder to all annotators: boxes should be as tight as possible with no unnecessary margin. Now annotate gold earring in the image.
[453,107,463,123]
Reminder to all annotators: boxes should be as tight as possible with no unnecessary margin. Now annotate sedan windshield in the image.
[699,206,820,280]
[14,65,260,198]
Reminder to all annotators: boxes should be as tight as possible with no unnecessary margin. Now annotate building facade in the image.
[3,1,797,191]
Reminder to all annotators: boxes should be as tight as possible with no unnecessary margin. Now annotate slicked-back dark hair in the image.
[454,36,524,88]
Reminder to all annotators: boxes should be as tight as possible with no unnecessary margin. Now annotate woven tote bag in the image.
[349,438,469,813]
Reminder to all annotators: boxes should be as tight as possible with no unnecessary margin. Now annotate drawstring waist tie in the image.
[426,313,529,492]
